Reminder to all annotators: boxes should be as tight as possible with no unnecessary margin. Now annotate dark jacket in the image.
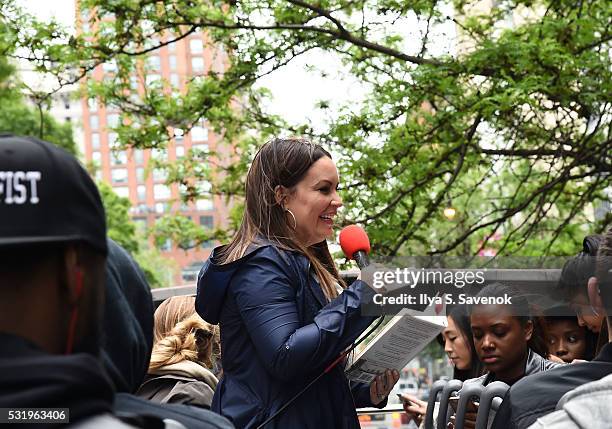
[491,342,612,429]
[137,360,218,408]
[459,349,562,429]
[528,372,612,429]
[196,243,382,429]
[0,333,115,429]
[463,348,563,388]
[103,238,154,393]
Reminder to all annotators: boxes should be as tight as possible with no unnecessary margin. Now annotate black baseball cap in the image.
[0,134,107,254]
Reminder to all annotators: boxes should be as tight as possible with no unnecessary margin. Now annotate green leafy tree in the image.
[98,181,177,287]
[133,239,179,288]
[4,0,610,257]
[97,181,139,253]
[1,15,178,287]
[0,20,76,153]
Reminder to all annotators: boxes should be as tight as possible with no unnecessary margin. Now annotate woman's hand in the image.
[548,354,565,363]
[399,393,427,426]
[369,369,400,405]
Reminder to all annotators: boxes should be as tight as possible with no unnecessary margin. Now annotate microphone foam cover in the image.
[339,225,371,259]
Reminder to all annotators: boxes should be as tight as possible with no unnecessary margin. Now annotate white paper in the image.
[346,308,444,383]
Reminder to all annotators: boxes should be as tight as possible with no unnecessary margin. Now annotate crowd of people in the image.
[401,232,612,429]
[1,133,610,429]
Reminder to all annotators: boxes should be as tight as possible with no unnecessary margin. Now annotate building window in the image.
[151,148,166,161]
[136,167,145,183]
[153,184,171,200]
[108,132,119,149]
[130,76,139,90]
[192,144,209,155]
[133,217,147,233]
[114,186,129,198]
[89,115,99,130]
[146,74,161,86]
[170,73,180,88]
[191,126,208,142]
[200,215,214,229]
[102,60,117,73]
[91,151,101,163]
[111,168,128,184]
[174,128,184,142]
[175,146,185,157]
[107,113,120,129]
[169,55,177,70]
[158,238,172,252]
[91,133,100,150]
[111,150,127,166]
[153,168,167,182]
[137,185,146,202]
[196,199,213,211]
[133,149,144,165]
[88,98,98,113]
[147,55,161,70]
[191,57,205,73]
[198,180,212,193]
[189,38,204,54]
[155,202,166,213]
[200,215,214,248]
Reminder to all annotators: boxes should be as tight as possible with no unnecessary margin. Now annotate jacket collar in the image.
[481,348,563,386]
[149,360,218,389]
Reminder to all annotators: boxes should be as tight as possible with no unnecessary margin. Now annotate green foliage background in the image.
[1,0,610,264]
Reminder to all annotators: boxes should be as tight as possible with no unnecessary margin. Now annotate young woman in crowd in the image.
[401,303,483,427]
[444,283,564,429]
[466,283,561,388]
[543,305,597,363]
[136,296,220,408]
[558,235,607,352]
[195,138,399,428]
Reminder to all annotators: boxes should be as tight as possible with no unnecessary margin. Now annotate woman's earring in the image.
[285,208,297,230]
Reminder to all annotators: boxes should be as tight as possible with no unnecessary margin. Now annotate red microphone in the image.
[339,225,371,269]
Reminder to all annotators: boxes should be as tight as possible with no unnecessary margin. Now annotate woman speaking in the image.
[196,138,399,428]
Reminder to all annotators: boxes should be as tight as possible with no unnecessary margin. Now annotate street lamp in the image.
[443,201,456,220]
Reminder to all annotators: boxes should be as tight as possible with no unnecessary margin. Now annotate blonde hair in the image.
[153,295,198,343]
[150,296,219,371]
[219,137,345,301]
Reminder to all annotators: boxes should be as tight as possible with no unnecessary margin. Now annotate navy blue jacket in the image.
[196,243,383,428]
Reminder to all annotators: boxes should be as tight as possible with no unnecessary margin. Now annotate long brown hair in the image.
[218,137,344,301]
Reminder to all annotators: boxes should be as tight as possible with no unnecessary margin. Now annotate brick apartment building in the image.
[77,6,231,285]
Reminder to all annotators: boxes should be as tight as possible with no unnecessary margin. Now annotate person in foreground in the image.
[492,231,612,429]
[527,228,612,428]
[451,283,562,429]
[196,137,399,428]
[0,134,126,427]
